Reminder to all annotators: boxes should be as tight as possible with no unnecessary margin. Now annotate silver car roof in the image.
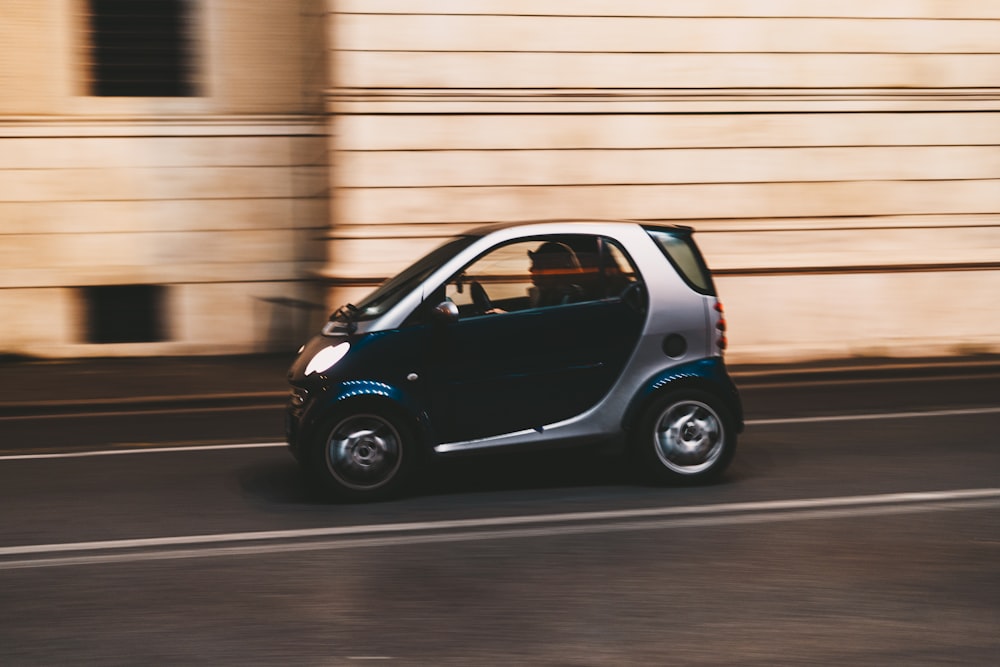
[355,219,704,334]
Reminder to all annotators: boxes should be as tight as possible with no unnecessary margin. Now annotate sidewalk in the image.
[1,352,999,414]
[0,353,295,414]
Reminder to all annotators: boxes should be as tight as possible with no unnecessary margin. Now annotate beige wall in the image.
[0,1,330,357]
[3,0,999,361]
[324,0,1000,362]
[0,0,322,114]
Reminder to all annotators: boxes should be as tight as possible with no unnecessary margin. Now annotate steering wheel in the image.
[470,281,494,314]
[620,281,646,312]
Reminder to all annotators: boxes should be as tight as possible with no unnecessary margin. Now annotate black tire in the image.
[632,389,736,485]
[308,402,417,502]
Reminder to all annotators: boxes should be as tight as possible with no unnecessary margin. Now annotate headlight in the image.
[305,342,350,376]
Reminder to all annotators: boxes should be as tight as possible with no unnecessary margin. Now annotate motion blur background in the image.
[2,0,998,363]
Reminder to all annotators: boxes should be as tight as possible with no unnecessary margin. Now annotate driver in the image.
[527,241,584,308]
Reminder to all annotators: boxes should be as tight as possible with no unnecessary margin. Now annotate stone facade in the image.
[323,0,1000,363]
[2,0,999,362]
[0,0,329,357]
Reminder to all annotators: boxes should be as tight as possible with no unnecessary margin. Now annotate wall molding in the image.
[328,87,1000,114]
[0,115,326,138]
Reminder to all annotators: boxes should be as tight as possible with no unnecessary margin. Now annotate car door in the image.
[426,235,646,444]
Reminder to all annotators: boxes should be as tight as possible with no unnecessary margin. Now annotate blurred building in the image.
[0,0,329,356]
[326,0,1000,363]
[2,1,999,362]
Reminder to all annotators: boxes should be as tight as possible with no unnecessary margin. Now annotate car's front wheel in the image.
[309,403,416,501]
[633,389,736,484]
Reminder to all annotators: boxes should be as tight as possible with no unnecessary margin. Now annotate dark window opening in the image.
[83,285,168,344]
[86,0,196,97]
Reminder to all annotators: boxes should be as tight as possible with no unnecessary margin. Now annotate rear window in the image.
[645,228,716,295]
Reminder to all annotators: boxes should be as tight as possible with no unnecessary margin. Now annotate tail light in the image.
[714,300,728,353]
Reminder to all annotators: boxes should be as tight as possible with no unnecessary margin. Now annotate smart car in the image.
[286,220,743,500]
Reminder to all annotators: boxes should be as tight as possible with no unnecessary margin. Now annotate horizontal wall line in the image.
[337,50,1000,56]
[332,85,1000,91]
[338,145,1000,152]
[0,279,317,290]
[713,262,1000,276]
[0,196,320,204]
[0,227,329,237]
[324,212,1000,228]
[316,262,1000,286]
[339,177,1000,190]
[334,110,1000,117]
[2,165,308,170]
[336,13,1000,22]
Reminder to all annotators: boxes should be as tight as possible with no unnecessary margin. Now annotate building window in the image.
[82,285,169,344]
[86,0,195,97]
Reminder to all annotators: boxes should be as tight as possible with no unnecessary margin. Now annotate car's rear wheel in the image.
[309,404,416,501]
[633,389,736,484]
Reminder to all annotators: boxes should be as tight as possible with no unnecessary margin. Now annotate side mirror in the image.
[431,300,459,324]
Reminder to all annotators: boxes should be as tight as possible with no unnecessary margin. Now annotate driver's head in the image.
[528,242,580,287]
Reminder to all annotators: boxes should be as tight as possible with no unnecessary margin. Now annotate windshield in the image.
[335,235,479,323]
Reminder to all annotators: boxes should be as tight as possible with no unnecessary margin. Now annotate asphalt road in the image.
[1,368,999,665]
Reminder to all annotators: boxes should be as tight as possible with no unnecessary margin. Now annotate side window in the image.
[445,241,536,316]
[445,235,642,318]
[645,228,715,295]
[86,0,198,97]
[584,238,640,300]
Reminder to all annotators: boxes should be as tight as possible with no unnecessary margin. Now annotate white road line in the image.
[746,406,1000,426]
[0,404,280,422]
[2,488,998,559]
[346,659,393,662]
[1,491,998,570]
[5,405,1000,461]
[0,442,286,461]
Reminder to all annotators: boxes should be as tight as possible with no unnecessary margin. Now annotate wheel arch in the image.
[622,358,744,433]
[300,380,433,454]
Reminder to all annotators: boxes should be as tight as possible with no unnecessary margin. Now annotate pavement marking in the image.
[4,405,1000,461]
[0,403,281,422]
[2,497,998,570]
[346,659,393,662]
[0,442,286,461]
[1,488,998,570]
[746,405,1000,426]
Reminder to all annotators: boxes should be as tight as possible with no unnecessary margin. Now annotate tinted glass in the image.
[446,235,641,318]
[645,228,715,295]
[88,0,195,96]
[350,235,479,320]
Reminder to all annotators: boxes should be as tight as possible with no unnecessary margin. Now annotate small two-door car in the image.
[286,220,743,500]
